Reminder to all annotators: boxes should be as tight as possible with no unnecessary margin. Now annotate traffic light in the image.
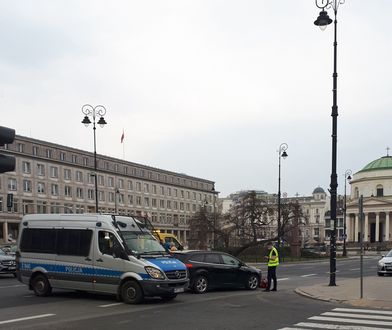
[0,126,16,173]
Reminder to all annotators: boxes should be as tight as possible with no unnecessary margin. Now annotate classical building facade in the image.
[0,135,216,245]
[346,155,392,247]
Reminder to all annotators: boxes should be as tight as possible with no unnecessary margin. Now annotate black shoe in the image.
[271,288,277,291]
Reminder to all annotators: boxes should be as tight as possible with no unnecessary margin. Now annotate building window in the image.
[136,182,141,192]
[46,149,53,159]
[160,199,165,208]
[51,184,59,196]
[60,152,66,161]
[76,171,83,182]
[160,186,165,195]
[18,143,25,153]
[99,191,105,201]
[8,178,17,191]
[72,155,77,163]
[88,173,94,184]
[152,198,157,208]
[65,186,72,197]
[76,187,83,199]
[314,228,320,237]
[83,157,89,166]
[32,146,39,156]
[181,190,184,198]
[114,164,119,172]
[98,175,104,186]
[105,162,109,170]
[144,183,149,193]
[144,197,149,207]
[37,164,45,176]
[136,196,142,206]
[64,169,72,181]
[23,180,32,192]
[108,177,114,187]
[118,179,124,189]
[128,195,134,205]
[22,161,31,174]
[109,192,115,203]
[50,166,58,178]
[167,200,171,209]
[37,182,45,194]
[167,187,171,196]
[87,189,94,200]
[152,185,157,194]
[174,189,178,197]
[376,185,384,197]
[128,180,133,191]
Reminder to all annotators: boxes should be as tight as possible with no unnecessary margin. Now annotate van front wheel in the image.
[32,274,52,297]
[121,281,144,304]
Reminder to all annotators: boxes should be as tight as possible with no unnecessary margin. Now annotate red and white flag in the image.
[121,130,125,143]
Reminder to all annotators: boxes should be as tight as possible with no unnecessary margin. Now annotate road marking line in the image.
[322,312,392,320]
[333,308,392,316]
[349,268,360,271]
[301,274,316,277]
[278,328,308,330]
[296,321,387,329]
[23,295,34,298]
[0,314,55,325]
[309,316,392,327]
[0,284,25,289]
[279,277,289,281]
[99,302,123,308]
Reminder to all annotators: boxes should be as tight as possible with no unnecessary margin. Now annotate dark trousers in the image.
[267,266,277,290]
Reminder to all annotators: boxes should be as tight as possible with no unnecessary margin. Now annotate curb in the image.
[294,287,392,310]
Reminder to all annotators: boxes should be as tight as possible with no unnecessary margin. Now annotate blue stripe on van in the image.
[19,262,148,279]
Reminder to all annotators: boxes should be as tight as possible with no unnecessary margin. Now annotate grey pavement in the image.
[295,275,392,310]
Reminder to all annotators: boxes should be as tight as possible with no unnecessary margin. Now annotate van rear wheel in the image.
[32,274,52,297]
[121,281,144,304]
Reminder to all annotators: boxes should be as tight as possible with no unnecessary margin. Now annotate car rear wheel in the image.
[193,275,208,294]
[121,280,144,304]
[246,275,259,290]
[32,274,52,297]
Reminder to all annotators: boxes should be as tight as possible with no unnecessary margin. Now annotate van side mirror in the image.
[113,245,128,260]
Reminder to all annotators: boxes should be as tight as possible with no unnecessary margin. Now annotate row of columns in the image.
[347,212,391,243]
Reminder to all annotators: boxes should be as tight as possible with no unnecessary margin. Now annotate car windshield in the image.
[121,232,166,255]
[386,250,392,257]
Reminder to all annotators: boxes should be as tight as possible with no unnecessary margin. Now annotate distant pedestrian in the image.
[264,241,279,292]
[169,242,178,252]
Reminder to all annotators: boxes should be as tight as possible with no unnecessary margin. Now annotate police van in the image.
[16,214,188,304]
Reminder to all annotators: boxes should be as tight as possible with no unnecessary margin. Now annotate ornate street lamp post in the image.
[81,104,107,213]
[313,0,345,286]
[343,169,352,257]
[277,143,288,256]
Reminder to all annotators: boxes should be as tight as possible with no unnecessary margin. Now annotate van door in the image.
[53,229,94,292]
[93,230,125,294]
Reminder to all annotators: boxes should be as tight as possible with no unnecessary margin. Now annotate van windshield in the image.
[122,232,166,255]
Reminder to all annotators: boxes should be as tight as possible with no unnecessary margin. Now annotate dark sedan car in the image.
[172,250,261,293]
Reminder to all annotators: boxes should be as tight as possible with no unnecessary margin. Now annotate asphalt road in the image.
[0,255,382,330]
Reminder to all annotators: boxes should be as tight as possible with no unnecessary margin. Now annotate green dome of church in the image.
[358,156,392,173]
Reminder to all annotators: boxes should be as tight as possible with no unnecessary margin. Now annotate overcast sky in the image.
[1,1,391,198]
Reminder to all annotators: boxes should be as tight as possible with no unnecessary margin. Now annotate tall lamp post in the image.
[212,185,217,249]
[313,0,345,286]
[343,169,352,257]
[81,104,107,213]
[277,143,288,255]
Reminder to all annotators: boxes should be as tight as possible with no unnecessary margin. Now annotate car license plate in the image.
[174,287,184,293]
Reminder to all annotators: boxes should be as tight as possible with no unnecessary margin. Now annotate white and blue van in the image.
[16,214,188,304]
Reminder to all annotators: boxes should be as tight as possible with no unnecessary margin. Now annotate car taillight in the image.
[185,263,193,268]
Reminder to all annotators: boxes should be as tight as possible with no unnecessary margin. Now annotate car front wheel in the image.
[193,275,208,294]
[121,280,144,304]
[246,275,259,290]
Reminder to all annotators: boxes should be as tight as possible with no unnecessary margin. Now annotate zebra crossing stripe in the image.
[296,321,388,330]
[322,312,392,321]
[333,308,392,316]
[309,316,392,327]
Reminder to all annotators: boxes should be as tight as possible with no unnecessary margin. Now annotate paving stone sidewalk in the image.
[295,275,392,310]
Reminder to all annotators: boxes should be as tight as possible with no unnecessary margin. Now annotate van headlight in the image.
[145,266,165,279]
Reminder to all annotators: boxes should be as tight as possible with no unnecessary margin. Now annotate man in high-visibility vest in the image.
[264,241,279,291]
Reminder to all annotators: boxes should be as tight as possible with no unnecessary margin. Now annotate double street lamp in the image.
[81,104,107,213]
[343,169,352,257]
[277,143,288,254]
[313,0,345,286]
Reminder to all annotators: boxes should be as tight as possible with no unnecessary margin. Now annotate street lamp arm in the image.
[82,104,107,118]
[315,0,345,11]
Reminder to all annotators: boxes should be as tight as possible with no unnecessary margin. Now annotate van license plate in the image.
[174,287,184,293]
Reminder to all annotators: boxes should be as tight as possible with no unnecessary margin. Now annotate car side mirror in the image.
[381,255,386,258]
[178,245,184,251]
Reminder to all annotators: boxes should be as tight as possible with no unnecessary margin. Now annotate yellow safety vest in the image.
[268,247,279,267]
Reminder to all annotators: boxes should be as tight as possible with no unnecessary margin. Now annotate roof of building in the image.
[312,186,325,194]
[358,156,392,173]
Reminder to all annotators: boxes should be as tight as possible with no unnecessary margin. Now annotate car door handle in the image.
[96,258,103,262]
[85,257,92,261]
